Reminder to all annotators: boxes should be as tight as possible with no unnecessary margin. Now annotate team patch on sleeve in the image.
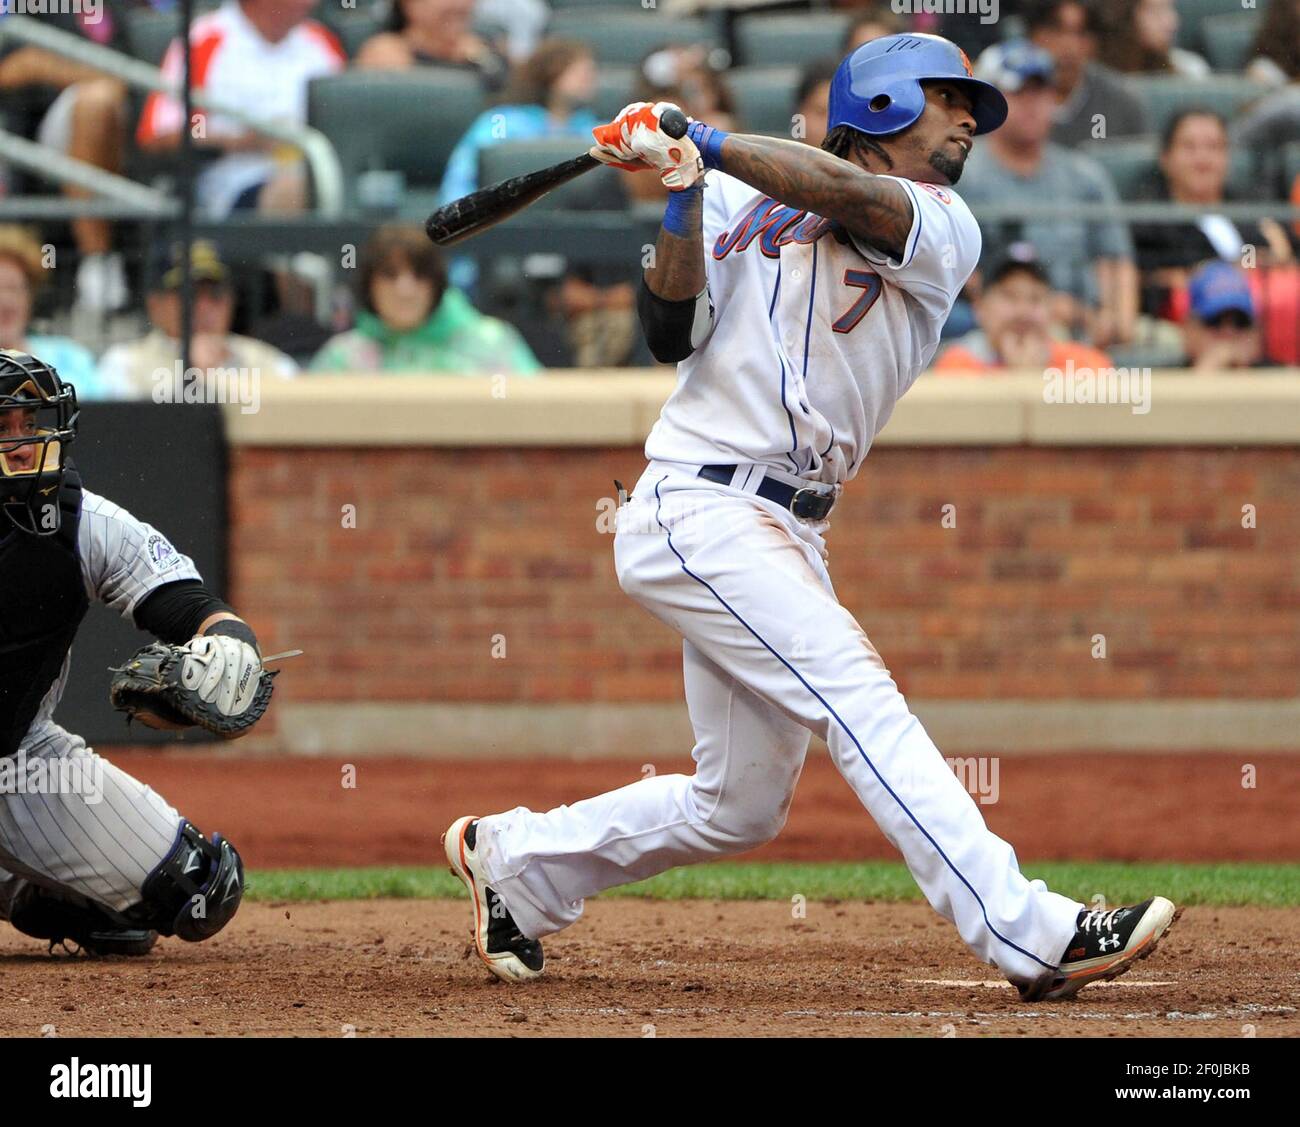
[916,183,953,205]
[144,533,183,576]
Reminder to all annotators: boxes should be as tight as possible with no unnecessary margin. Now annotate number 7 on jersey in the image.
[832,269,882,334]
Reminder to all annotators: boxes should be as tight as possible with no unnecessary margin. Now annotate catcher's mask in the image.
[0,349,79,536]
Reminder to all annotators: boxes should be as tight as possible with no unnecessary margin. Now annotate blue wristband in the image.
[662,183,703,237]
[687,121,728,170]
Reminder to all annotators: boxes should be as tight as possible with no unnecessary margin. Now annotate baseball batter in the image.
[0,349,251,955]
[444,34,1178,1001]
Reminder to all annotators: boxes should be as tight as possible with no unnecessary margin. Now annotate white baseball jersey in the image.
[645,171,981,484]
[0,493,197,913]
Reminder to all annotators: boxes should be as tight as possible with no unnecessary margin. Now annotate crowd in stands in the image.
[0,0,1295,387]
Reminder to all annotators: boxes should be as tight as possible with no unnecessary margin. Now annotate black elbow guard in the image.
[637,279,713,363]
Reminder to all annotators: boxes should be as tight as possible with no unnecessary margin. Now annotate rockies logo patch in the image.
[144,533,181,575]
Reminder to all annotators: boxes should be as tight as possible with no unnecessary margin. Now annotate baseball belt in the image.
[696,464,838,521]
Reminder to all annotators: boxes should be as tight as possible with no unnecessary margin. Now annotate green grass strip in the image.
[245,861,1300,907]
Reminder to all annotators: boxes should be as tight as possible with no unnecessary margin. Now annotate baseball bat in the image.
[425,108,689,248]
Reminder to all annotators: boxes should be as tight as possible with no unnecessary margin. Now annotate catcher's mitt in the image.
[109,636,275,739]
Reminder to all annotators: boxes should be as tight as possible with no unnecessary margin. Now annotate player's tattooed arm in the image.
[639,187,713,363]
[719,134,913,261]
[644,188,705,302]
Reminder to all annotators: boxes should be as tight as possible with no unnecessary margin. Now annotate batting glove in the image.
[590,101,704,190]
[589,101,655,171]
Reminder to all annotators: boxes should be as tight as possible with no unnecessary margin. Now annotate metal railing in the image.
[0,12,344,218]
[0,126,179,219]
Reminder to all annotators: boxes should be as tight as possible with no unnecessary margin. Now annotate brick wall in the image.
[230,445,1300,711]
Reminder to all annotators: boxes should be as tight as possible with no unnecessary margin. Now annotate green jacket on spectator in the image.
[309,288,540,375]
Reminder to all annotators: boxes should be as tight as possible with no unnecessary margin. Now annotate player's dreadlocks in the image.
[822,125,893,170]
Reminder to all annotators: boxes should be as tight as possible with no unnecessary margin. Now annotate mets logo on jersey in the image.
[917,183,953,205]
[713,197,835,260]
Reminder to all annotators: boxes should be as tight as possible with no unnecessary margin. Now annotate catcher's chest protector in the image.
[0,465,87,758]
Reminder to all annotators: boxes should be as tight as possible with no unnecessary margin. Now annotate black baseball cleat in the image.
[1022,897,1180,1001]
[442,815,544,982]
[8,881,159,957]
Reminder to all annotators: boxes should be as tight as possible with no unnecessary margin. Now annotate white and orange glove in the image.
[589,101,704,191]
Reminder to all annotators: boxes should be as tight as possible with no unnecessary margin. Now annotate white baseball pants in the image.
[475,462,1082,990]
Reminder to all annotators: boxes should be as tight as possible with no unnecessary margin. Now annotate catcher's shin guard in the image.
[132,821,245,941]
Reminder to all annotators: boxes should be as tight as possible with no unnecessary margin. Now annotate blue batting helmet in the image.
[828,33,1008,138]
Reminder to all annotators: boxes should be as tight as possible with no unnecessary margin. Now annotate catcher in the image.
[0,348,270,956]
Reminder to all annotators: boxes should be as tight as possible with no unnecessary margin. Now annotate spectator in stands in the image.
[1178,262,1264,371]
[475,0,551,63]
[793,58,839,148]
[98,240,297,398]
[0,9,131,311]
[1247,0,1300,85]
[356,0,507,88]
[309,226,539,375]
[137,0,346,218]
[638,45,738,133]
[436,38,633,367]
[934,247,1115,373]
[842,5,905,52]
[0,225,109,396]
[962,41,1139,347]
[623,44,738,207]
[1018,0,1147,146]
[942,5,1016,59]
[1097,0,1209,78]
[439,38,599,205]
[1133,109,1295,318]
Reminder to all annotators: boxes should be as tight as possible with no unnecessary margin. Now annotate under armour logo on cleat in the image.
[1098,933,1121,952]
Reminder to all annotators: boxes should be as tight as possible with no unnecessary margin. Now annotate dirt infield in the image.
[6,750,1289,1038]
[0,901,1294,1037]
[106,750,1300,868]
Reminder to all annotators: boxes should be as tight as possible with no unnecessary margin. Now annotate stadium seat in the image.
[591,66,637,120]
[1174,0,1254,54]
[316,7,387,60]
[545,11,714,66]
[1226,147,1265,199]
[1282,142,1300,197]
[307,70,484,201]
[1121,75,1268,136]
[1076,137,1161,200]
[734,12,850,67]
[726,66,802,137]
[1201,13,1261,73]
[1110,341,1187,369]
[478,138,625,211]
[122,5,216,65]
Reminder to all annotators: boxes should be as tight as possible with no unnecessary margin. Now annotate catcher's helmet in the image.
[0,349,79,536]
[828,33,1008,139]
